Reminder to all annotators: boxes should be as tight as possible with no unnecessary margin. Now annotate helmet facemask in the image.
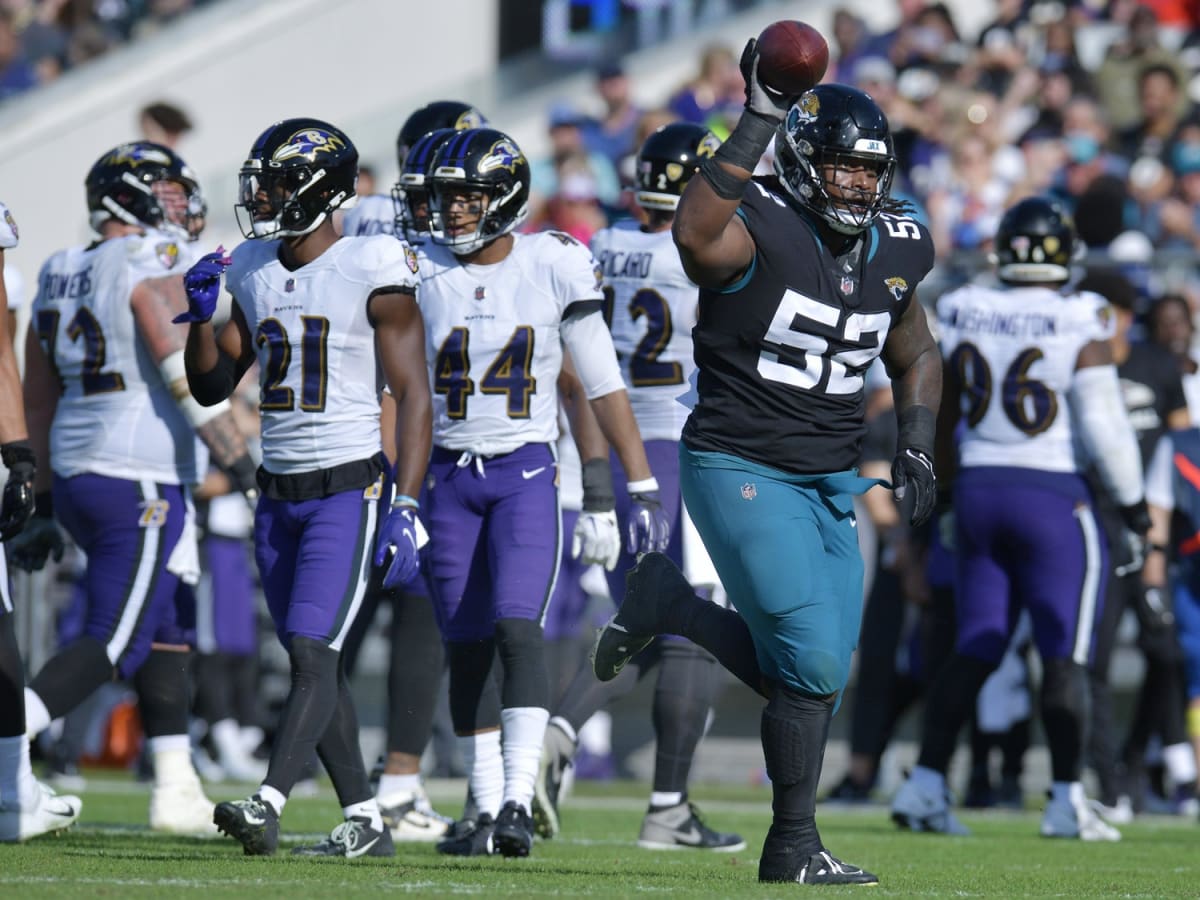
[235,162,355,239]
[429,177,527,256]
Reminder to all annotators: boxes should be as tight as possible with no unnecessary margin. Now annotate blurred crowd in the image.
[0,0,212,102]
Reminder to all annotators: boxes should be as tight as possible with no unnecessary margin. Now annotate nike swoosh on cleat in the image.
[243,813,265,826]
[522,467,547,479]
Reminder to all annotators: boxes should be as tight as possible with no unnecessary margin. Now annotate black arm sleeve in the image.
[187,352,242,406]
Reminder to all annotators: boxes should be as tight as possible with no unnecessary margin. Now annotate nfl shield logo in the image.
[284,278,296,292]
[740,482,757,500]
[840,276,855,294]
[475,286,486,300]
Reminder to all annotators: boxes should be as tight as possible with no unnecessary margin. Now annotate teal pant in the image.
[679,445,882,698]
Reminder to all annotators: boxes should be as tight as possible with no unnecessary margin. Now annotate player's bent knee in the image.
[777,646,847,697]
[288,635,339,682]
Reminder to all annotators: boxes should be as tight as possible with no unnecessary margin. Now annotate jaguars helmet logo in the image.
[884,276,908,302]
[791,92,821,125]
[697,133,721,158]
[272,129,347,163]
[479,139,525,174]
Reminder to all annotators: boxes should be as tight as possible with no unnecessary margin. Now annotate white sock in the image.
[549,716,577,746]
[211,719,249,765]
[1163,742,1198,787]
[650,790,684,809]
[577,710,612,755]
[377,772,421,804]
[500,706,549,810]
[257,783,286,816]
[909,765,946,795]
[458,729,503,818]
[17,736,37,807]
[343,797,383,831]
[149,739,196,787]
[23,689,50,738]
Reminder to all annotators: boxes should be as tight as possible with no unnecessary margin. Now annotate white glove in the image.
[572,509,621,571]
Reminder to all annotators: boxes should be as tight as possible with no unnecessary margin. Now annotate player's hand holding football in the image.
[173,246,232,324]
[0,441,36,541]
[626,478,670,557]
[375,499,422,589]
[574,458,621,571]
[739,38,791,123]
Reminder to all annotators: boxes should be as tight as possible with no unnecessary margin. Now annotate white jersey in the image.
[0,202,21,311]
[417,232,604,455]
[0,202,18,250]
[33,231,198,484]
[590,220,696,441]
[938,283,1115,474]
[341,195,397,238]
[226,235,420,475]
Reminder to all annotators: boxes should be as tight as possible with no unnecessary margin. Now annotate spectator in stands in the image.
[830,8,874,83]
[666,42,742,130]
[926,132,1009,262]
[578,62,643,173]
[1094,4,1188,133]
[0,9,36,101]
[1116,63,1193,166]
[139,100,194,150]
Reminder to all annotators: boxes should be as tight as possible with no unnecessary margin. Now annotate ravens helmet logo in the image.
[273,129,348,163]
[454,109,486,130]
[479,139,525,174]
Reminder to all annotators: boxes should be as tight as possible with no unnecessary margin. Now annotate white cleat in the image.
[1042,789,1121,841]
[379,788,453,842]
[150,777,218,835]
[0,781,82,842]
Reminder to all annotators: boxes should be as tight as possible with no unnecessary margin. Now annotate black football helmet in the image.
[428,128,530,256]
[773,84,896,234]
[636,123,722,211]
[993,196,1078,284]
[235,117,358,240]
[86,141,206,241]
[391,128,457,244]
[396,101,487,171]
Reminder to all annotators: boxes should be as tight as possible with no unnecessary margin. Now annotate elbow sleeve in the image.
[186,352,241,407]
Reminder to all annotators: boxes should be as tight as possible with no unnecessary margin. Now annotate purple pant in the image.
[253,484,381,651]
[543,509,590,641]
[954,467,1107,666]
[606,439,684,604]
[197,535,257,656]
[53,473,186,678]
[426,443,560,641]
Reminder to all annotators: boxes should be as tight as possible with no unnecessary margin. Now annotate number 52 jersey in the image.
[937,282,1115,473]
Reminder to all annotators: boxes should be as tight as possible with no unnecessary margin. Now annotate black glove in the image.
[1118,500,1151,536]
[0,441,36,541]
[8,492,64,572]
[738,37,792,122]
[1135,584,1182,663]
[892,448,936,528]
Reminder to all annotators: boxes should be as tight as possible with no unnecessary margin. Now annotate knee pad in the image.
[495,617,548,710]
[447,637,500,732]
[289,635,340,683]
[761,687,834,785]
[1041,658,1089,720]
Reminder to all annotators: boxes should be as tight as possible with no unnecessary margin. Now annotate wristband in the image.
[34,491,52,517]
[1149,542,1168,554]
[627,477,660,494]
[392,494,419,509]
[713,110,777,172]
[897,405,936,457]
[0,440,34,468]
[698,158,749,201]
[581,458,615,512]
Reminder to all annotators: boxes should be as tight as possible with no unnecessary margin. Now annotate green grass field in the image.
[1,776,1196,898]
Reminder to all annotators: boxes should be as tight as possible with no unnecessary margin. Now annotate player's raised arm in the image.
[177,249,255,406]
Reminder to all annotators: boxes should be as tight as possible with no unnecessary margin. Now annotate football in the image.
[754,20,829,98]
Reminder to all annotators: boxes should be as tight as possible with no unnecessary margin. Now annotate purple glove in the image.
[626,478,671,557]
[173,246,232,324]
[374,504,422,589]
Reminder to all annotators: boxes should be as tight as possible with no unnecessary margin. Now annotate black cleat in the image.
[436,812,495,856]
[758,825,877,885]
[592,552,688,681]
[532,721,575,839]
[493,801,535,858]
[214,794,280,857]
[292,816,395,858]
[794,850,879,885]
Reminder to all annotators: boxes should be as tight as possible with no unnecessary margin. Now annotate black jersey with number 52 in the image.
[682,177,935,475]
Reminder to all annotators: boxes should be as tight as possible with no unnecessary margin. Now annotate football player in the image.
[591,57,944,884]
[177,118,433,858]
[0,200,80,843]
[340,100,485,237]
[406,126,669,858]
[533,123,743,852]
[338,107,484,844]
[890,197,1145,841]
[14,143,256,835]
